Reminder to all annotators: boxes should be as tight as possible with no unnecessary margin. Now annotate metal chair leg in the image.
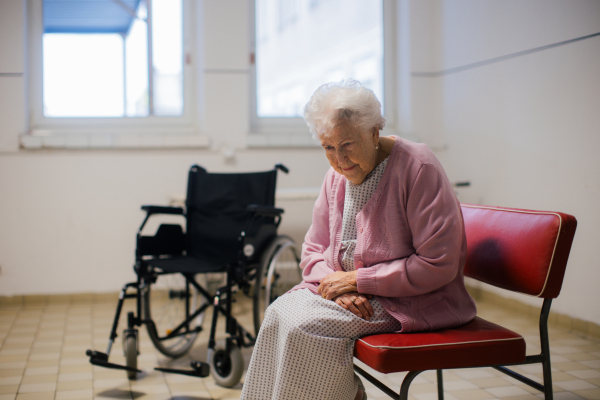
[540,299,554,400]
[437,370,444,400]
[399,370,424,400]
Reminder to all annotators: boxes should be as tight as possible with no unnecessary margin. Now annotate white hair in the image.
[303,79,386,138]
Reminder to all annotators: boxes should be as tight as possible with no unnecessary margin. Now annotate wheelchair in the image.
[86,164,302,387]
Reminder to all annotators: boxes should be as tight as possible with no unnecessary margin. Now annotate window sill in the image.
[246,131,319,148]
[168,187,321,207]
[20,131,210,150]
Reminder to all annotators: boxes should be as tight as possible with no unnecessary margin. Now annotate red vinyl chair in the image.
[354,204,577,400]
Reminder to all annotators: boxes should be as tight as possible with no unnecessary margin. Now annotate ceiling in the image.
[43,0,142,34]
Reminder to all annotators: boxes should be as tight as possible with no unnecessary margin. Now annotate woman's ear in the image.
[372,127,380,145]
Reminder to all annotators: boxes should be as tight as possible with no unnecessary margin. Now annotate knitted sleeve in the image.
[299,169,337,284]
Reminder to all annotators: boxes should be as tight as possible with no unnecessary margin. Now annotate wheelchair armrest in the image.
[141,205,184,215]
[137,224,186,257]
[138,206,184,236]
[246,204,284,217]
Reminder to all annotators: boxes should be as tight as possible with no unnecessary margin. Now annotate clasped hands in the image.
[318,270,374,321]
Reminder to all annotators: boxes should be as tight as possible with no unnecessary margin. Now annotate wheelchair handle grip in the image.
[275,164,289,174]
[452,181,471,187]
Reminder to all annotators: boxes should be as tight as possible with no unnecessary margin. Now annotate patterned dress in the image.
[241,158,402,400]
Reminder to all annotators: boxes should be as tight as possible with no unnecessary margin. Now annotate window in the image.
[42,0,183,118]
[25,0,202,148]
[251,0,394,144]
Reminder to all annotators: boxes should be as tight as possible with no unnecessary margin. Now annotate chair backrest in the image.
[185,165,278,265]
[461,204,577,298]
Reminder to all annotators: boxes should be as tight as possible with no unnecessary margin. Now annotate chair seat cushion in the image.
[354,317,526,373]
[145,256,229,274]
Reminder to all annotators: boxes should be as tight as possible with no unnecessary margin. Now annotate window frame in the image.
[248,0,398,147]
[24,0,206,148]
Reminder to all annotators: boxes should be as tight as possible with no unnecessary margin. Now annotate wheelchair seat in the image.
[146,256,229,274]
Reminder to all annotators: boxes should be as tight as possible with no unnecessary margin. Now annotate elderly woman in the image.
[240,80,477,400]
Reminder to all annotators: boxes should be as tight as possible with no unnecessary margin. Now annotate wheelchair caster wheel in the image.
[124,334,138,380]
[209,344,243,388]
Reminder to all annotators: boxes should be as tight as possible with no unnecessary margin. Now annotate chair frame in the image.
[353,204,577,400]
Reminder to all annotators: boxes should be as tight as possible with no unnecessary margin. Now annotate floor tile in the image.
[58,372,93,382]
[0,377,21,386]
[24,360,58,369]
[554,380,599,391]
[414,393,459,400]
[568,371,600,380]
[555,362,591,372]
[451,388,500,400]
[471,377,518,389]
[92,378,130,389]
[580,361,600,369]
[0,371,22,379]
[0,351,29,357]
[485,385,531,398]
[0,386,18,395]
[56,380,93,391]
[23,366,58,376]
[27,353,60,362]
[0,364,26,371]
[15,392,55,400]
[572,388,600,400]
[54,389,94,399]
[453,369,497,380]
[443,380,480,391]
[20,374,56,384]
[17,382,57,393]
[551,392,587,400]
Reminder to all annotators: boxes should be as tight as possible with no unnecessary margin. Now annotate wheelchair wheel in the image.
[209,343,244,388]
[143,273,205,357]
[124,334,137,380]
[253,235,301,335]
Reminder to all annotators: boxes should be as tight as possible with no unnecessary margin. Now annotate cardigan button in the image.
[357,261,364,268]
[359,227,363,233]
[390,306,397,312]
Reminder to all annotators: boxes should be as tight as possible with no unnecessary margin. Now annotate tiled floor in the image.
[0,294,599,400]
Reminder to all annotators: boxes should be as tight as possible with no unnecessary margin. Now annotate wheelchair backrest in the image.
[185,165,278,265]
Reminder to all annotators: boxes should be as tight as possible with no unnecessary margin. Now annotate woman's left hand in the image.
[334,292,374,320]
[318,271,358,300]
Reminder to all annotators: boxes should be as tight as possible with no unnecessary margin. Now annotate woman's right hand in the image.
[333,292,374,321]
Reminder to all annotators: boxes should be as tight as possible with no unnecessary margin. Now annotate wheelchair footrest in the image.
[155,361,210,378]
[85,350,142,373]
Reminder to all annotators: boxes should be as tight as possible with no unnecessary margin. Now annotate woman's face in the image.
[320,122,379,185]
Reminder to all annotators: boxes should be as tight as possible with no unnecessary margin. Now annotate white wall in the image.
[412,0,600,323]
[1,0,599,327]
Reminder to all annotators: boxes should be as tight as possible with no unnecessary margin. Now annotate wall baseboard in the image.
[0,292,118,306]
[1,287,599,340]
[466,284,600,340]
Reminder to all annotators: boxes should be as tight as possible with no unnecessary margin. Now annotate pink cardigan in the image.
[293,137,477,332]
